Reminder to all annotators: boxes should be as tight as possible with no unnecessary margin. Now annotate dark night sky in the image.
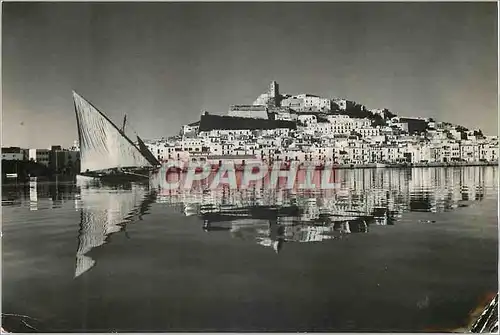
[2,2,498,148]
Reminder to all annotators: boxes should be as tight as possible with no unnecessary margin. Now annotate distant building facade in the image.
[29,149,50,166]
[181,121,200,135]
[49,149,80,172]
[332,98,355,111]
[2,147,28,161]
[281,94,331,113]
[228,105,268,119]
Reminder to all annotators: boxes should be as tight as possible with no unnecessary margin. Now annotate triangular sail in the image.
[73,92,152,173]
[137,135,161,166]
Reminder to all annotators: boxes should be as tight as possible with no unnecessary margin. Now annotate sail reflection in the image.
[74,179,155,277]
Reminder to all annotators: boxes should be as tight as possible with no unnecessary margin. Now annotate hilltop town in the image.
[144,81,498,167]
[2,80,498,179]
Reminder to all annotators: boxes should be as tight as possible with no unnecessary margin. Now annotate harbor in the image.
[2,166,498,331]
[2,2,497,332]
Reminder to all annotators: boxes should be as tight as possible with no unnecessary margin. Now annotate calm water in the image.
[2,167,498,332]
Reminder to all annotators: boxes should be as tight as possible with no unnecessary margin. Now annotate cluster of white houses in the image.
[3,81,497,171]
[146,81,498,166]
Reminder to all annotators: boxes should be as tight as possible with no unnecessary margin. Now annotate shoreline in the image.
[326,161,498,169]
[162,161,499,173]
[2,161,498,182]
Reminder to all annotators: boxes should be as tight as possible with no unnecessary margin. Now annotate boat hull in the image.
[77,168,152,184]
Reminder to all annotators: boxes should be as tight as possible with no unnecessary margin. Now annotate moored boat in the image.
[73,91,160,181]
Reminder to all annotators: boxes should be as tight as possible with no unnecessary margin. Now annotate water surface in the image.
[2,167,498,332]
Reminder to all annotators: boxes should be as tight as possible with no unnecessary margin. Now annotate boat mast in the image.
[122,114,127,132]
[73,91,84,172]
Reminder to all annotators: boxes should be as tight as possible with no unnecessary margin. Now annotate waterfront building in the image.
[145,141,176,162]
[460,141,481,163]
[380,145,407,163]
[49,149,80,172]
[479,141,499,162]
[407,143,432,163]
[28,149,50,166]
[1,147,27,161]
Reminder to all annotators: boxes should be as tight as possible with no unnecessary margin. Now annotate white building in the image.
[448,129,463,140]
[315,123,335,136]
[2,152,24,160]
[356,127,381,138]
[1,147,27,161]
[28,149,50,166]
[281,94,331,112]
[298,94,331,111]
[181,121,200,135]
[380,146,407,163]
[407,143,432,163]
[460,141,480,162]
[274,112,293,121]
[146,140,190,162]
[325,115,371,135]
[199,129,253,138]
[439,141,461,162]
[180,138,206,153]
[332,98,355,111]
[298,114,317,126]
[480,142,499,162]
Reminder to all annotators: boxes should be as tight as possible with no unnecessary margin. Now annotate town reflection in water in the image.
[2,167,497,278]
[155,167,493,254]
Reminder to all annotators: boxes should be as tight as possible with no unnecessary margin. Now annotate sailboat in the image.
[73,91,160,182]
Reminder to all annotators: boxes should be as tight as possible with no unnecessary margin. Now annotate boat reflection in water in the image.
[74,178,156,278]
